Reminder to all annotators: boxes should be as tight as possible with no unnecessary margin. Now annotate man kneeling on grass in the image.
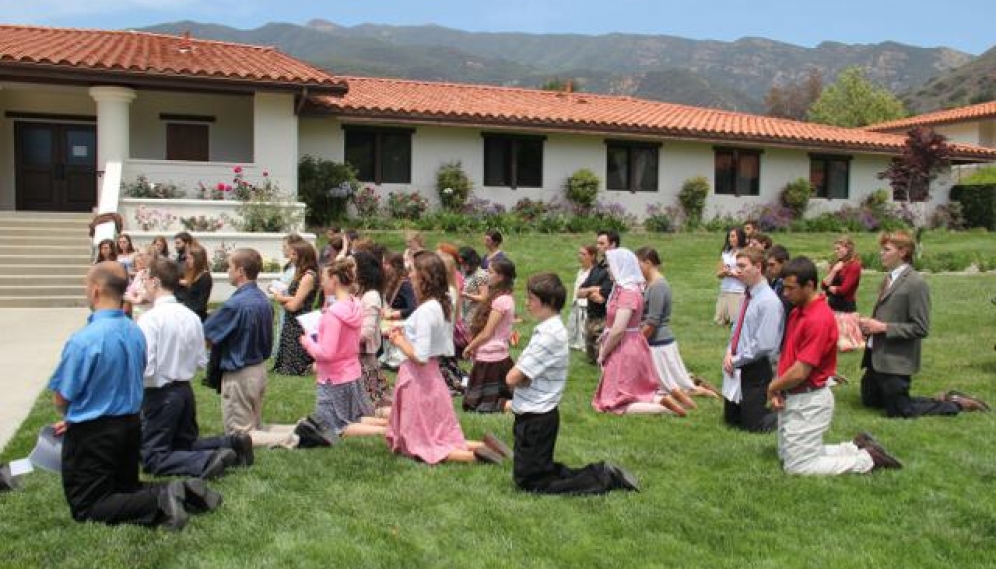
[505,272,638,494]
[767,257,901,476]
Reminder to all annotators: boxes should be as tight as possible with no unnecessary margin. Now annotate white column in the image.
[253,92,298,198]
[89,86,136,200]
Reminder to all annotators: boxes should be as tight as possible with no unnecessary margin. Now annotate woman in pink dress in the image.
[385,251,508,465]
[592,248,686,416]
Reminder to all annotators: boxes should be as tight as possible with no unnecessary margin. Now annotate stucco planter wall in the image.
[120,197,307,233]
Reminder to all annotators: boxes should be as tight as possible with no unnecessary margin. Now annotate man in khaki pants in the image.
[204,249,298,448]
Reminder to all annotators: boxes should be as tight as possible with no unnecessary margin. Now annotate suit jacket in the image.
[866,267,930,376]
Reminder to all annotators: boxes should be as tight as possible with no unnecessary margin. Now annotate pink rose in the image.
[262,171,269,177]
[224,185,233,191]
[216,182,226,191]
[233,166,243,174]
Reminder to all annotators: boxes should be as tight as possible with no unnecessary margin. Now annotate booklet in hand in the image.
[296,310,322,341]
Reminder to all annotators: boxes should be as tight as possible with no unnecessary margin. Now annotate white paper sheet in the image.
[296,310,322,339]
[8,458,34,477]
[721,367,742,404]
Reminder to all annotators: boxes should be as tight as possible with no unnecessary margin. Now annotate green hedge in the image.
[950,184,996,230]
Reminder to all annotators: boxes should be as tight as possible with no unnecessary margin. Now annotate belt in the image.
[788,383,826,395]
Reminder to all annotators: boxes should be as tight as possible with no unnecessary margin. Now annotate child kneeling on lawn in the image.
[505,272,639,494]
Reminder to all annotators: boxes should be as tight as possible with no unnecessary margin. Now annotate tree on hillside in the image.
[808,67,907,127]
[765,68,823,121]
[540,78,582,92]
[877,126,952,203]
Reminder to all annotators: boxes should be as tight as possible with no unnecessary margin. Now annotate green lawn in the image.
[2,230,995,569]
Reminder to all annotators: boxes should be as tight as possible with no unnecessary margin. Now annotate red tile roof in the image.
[865,101,996,132]
[309,76,996,161]
[0,24,345,92]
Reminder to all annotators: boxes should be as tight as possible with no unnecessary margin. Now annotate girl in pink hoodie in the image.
[299,259,387,442]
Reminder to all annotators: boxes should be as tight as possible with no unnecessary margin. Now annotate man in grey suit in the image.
[858,231,989,417]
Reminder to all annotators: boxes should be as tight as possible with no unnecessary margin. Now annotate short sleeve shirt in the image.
[778,295,838,390]
[48,310,147,423]
[403,300,454,362]
[474,294,515,362]
[512,316,568,414]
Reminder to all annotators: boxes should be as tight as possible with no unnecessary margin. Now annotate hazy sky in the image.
[1,0,992,55]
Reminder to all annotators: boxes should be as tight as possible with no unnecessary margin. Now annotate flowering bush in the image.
[179,214,230,232]
[436,162,473,211]
[645,203,683,233]
[350,186,382,218]
[462,197,507,216]
[133,206,177,231]
[565,168,601,212]
[386,191,429,220]
[210,242,234,272]
[512,198,549,221]
[121,175,183,199]
[738,202,796,232]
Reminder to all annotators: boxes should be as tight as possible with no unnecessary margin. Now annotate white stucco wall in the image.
[299,118,905,219]
[130,90,253,163]
[254,93,298,199]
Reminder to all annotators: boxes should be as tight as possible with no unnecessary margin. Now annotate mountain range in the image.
[141,20,990,116]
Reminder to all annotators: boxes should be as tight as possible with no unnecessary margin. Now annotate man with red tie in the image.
[721,247,784,433]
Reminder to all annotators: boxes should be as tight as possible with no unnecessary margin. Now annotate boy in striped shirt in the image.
[505,272,638,494]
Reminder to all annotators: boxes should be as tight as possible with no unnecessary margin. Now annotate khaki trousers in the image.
[221,363,298,448]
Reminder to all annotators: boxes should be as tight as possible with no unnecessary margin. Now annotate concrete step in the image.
[0,245,91,256]
[0,275,85,286]
[0,218,91,229]
[0,226,89,238]
[0,254,92,265]
[0,284,85,297]
[0,234,92,244]
[0,295,88,308]
[0,211,92,219]
[0,264,91,276]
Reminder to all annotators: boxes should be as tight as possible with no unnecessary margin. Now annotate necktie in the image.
[730,289,752,356]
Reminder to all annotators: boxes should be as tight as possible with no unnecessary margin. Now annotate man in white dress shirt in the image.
[138,257,253,479]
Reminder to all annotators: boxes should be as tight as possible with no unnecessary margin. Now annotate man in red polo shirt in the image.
[767,257,902,475]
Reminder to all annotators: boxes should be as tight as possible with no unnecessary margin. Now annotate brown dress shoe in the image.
[945,391,991,412]
[482,433,513,459]
[852,431,878,450]
[865,444,902,470]
[473,446,504,465]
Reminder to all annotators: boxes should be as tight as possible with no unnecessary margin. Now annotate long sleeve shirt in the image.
[729,280,784,368]
[138,295,208,388]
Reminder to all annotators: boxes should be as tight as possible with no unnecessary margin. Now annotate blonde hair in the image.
[834,235,857,261]
[879,230,916,263]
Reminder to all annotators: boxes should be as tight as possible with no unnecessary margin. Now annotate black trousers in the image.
[723,359,777,433]
[141,382,231,477]
[513,408,619,495]
[860,353,960,418]
[62,414,167,526]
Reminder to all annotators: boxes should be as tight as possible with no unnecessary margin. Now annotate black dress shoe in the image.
[229,433,254,467]
[294,419,335,448]
[158,481,190,531]
[1,463,19,492]
[605,462,640,492]
[181,478,223,514]
[201,449,237,479]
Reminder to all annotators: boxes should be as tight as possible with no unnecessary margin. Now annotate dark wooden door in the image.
[15,122,97,212]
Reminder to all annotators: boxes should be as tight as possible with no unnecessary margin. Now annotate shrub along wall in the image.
[949,184,996,230]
